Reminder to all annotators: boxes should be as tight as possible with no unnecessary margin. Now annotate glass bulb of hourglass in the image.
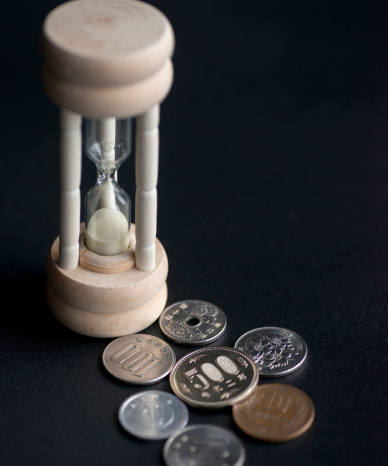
[84,118,132,256]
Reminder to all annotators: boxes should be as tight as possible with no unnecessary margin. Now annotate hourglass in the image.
[84,118,132,258]
[42,0,174,337]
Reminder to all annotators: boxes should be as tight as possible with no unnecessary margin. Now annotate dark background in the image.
[1,0,387,464]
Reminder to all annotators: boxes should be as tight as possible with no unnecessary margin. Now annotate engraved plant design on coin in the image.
[245,332,298,369]
[118,391,189,440]
[234,327,307,378]
[159,300,227,346]
[170,347,259,408]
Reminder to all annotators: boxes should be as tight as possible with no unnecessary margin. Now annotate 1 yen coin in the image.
[163,424,245,466]
[118,391,189,440]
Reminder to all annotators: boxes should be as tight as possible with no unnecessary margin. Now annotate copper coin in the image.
[232,384,315,442]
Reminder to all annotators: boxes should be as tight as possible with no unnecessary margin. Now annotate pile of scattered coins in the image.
[102,300,314,465]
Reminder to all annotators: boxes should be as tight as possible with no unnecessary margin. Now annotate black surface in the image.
[1,1,388,465]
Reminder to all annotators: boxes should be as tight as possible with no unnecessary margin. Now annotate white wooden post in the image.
[59,109,82,269]
[135,105,159,271]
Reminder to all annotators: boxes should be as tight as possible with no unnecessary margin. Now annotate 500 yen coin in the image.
[232,384,315,442]
[170,347,258,408]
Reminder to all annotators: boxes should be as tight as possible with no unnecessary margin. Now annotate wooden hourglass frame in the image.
[42,0,174,337]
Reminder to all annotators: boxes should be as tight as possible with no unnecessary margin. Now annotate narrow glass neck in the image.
[97,171,116,183]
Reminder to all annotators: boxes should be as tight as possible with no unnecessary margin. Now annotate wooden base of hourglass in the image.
[46,223,168,338]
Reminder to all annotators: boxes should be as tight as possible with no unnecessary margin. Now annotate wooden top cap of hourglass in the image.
[41,0,174,118]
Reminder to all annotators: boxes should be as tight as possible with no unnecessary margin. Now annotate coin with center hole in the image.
[118,391,189,440]
[163,424,246,466]
[234,327,307,377]
[232,384,315,442]
[102,334,176,385]
[169,347,258,409]
[159,300,227,346]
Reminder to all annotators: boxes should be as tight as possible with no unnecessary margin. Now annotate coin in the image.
[102,334,176,385]
[232,384,315,442]
[118,390,189,440]
[234,327,307,377]
[163,424,246,466]
[169,347,258,408]
[159,300,227,346]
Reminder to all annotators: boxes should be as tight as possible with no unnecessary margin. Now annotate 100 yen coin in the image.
[103,334,176,385]
[170,347,258,408]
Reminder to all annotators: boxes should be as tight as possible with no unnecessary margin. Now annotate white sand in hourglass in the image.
[86,208,130,256]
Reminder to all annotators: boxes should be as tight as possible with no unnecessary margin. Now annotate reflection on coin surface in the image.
[234,327,307,377]
[170,347,258,408]
[233,384,315,442]
[163,424,245,466]
[102,334,176,385]
[159,300,227,346]
[118,391,189,440]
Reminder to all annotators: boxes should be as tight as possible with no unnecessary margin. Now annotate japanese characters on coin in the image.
[232,384,315,442]
[118,391,189,440]
[159,300,227,346]
[169,347,259,408]
[234,327,307,377]
[102,334,176,385]
[163,424,246,466]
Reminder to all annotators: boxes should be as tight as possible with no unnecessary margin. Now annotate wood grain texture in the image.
[79,223,135,274]
[47,281,168,338]
[41,0,174,87]
[46,225,168,314]
[41,59,173,118]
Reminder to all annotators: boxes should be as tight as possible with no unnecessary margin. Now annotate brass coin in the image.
[232,384,315,442]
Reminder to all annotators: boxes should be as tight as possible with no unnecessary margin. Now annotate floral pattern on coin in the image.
[164,318,204,340]
[160,300,227,346]
[183,303,218,322]
[245,333,299,369]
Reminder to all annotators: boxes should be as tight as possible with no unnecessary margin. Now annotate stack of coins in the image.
[101,300,315,464]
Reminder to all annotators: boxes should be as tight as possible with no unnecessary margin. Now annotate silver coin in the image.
[163,424,245,466]
[159,300,227,346]
[102,334,176,385]
[118,390,189,440]
[169,347,258,408]
[234,327,307,378]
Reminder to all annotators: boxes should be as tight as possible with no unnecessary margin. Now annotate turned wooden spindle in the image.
[135,105,159,271]
[59,109,82,270]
